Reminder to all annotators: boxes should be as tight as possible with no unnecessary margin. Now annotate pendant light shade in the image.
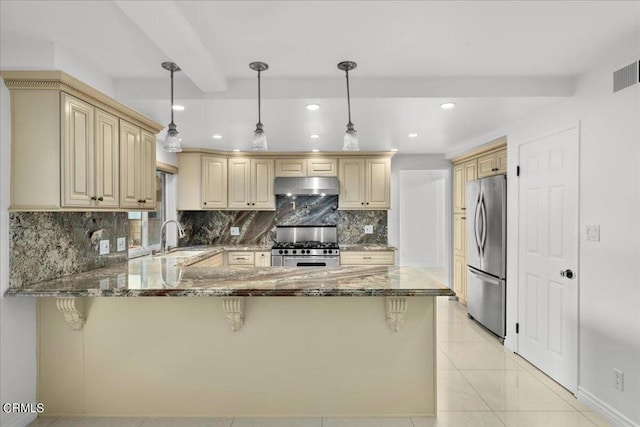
[161,62,182,152]
[338,61,359,151]
[250,61,269,151]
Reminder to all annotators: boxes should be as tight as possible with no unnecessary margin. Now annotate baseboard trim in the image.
[1,412,38,427]
[577,386,639,427]
[503,336,517,353]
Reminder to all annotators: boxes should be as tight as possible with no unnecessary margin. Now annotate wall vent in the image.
[613,61,639,92]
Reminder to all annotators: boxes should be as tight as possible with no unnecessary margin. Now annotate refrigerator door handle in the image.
[473,192,482,258]
[468,266,502,286]
[480,193,488,253]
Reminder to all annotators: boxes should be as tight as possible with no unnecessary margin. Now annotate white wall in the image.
[389,154,451,285]
[0,81,38,427]
[454,55,640,425]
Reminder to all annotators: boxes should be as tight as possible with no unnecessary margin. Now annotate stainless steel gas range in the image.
[271,225,340,267]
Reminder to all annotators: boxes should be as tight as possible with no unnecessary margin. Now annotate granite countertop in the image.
[339,244,397,251]
[4,247,453,298]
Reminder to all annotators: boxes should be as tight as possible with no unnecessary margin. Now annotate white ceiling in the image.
[1,1,639,153]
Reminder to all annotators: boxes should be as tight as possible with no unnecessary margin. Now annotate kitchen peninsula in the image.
[6,248,453,418]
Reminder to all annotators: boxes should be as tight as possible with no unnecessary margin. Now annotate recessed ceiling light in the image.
[172,105,185,111]
[311,149,319,152]
[390,148,398,152]
[212,134,222,139]
[310,134,320,139]
[178,138,182,141]
[441,102,456,110]
[306,104,320,111]
[232,149,240,152]
[408,133,418,138]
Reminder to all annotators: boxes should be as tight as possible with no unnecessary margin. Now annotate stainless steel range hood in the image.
[274,177,340,196]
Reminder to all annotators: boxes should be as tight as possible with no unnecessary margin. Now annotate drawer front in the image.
[308,158,338,176]
[275,159,307,177]
[227,252,255,265]
[340,251,395,265]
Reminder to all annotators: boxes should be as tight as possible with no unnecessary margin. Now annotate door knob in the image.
[560,269,574,279]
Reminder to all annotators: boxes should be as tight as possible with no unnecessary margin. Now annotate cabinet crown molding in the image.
[450,137,506,164]
[179,148,397,159]
[1,70,163,134]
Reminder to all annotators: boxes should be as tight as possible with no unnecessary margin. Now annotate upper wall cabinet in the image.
[2,70,163,212]
[228,158,275,210]
[338,157,391,210]
[119,121,156,210]
[275,158,338,177]
[477,148,507,178]
[202,156,228,209]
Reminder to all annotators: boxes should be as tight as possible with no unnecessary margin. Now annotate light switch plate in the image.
[117,273,126,288]
[230,227,240,236]
[117,237,126,252]
[99,278,110,289]
[364,225,374,234]
[586,225,600,241]
[99,239,110,255]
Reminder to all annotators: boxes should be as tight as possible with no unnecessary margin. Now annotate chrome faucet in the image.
[160,220,186,253]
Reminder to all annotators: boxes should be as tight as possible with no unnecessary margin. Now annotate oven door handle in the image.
[295,262,327,267]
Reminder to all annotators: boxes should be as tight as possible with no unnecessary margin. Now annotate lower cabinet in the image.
[191,253,224,267]
[254,251,271,267]
[227,252,255,266]
[453,254,467,304]
[340,251,395,266]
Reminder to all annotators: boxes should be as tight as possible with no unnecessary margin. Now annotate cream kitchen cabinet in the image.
[453,254,467,304]
[340,251,395,266]
[61,94,120,209]
[190,252,224,267]
[2,71,162,211]
[119,120,156,210]
[254,251,271,267]
[453,214,466,258]
[478,149,507,178]
[275,157,338,177]
[338,157,390,209]
[227,251,255,266]
[228,158,275,210]
[201,156,228,209]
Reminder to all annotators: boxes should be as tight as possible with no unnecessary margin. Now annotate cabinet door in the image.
[119,121,141,208]
[453,163,465,213]
[453,254,467,303]
[201,156,228,209]
[496,148,507,175]
[308,158,338,176]
[453,214,466,257]
[228,158,252,209]
[252,159,275,210]
[275,158,307,177]
[62,94,94,207]
[94,109,119,208]
[477,153,497,178]
[140,130,156,208]
[254,251,271,267]
[339,158,365,208]
[465,159,478,183]
[365,158,391,209]
[177,153,201,210]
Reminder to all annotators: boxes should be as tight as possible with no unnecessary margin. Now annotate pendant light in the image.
[338,61,359,151]
[161,61,182,152]
[250,61,269,151]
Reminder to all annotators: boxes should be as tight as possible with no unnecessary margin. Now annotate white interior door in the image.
[518,126,579,392]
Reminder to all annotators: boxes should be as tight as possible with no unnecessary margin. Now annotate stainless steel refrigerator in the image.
[466,175,506,339]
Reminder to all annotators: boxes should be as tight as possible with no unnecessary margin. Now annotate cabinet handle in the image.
[203,202,207,205]
[461,217,466,220]
[90,196,97,201]
[363,256,372,259]
[361,202,365,205]
[98,197,103,202]
[247,203,250,206]
[366,202,369,205]
[252,203,255,206]
[461,207,466,210]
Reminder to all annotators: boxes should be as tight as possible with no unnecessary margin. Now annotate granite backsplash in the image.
[179,195,387,246]
[9,212,128,287]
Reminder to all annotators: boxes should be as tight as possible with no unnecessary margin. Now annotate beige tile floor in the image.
[28,298,612,427]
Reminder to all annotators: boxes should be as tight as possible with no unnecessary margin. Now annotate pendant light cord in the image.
[257,70,262,125]
[346,69,352,125]
[170,68,175,125]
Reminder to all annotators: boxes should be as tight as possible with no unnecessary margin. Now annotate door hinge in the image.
[515,323,519,334]
[516,166,520,177]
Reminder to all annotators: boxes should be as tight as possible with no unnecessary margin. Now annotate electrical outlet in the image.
[99,239,110,255]
[614,369,624,391]
[117,273,126,288]
[230,227,240,236]
[99,278,110,290]
[364,225,373,234]
[117,237,126,252]
[586,225,600,241]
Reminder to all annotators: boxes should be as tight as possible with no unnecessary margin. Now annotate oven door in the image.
[282,256,339,267]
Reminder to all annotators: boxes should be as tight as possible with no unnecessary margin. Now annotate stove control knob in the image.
[293,250,297,254]
[328,249,333,254]
[279,250,283,254]
[323,249,327,254]
[284,250,289,254]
